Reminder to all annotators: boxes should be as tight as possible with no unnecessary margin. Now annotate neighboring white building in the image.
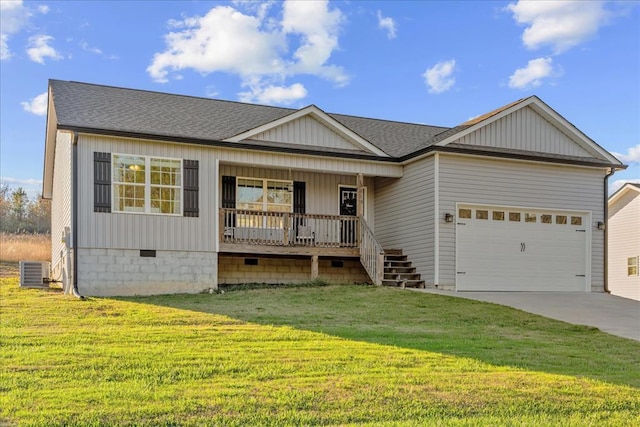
[42,80,625,296]
[608,183,640,300]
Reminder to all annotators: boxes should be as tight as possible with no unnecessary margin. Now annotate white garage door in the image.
[456,205,589,292]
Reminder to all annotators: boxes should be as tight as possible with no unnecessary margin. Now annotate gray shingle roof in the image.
[50,80,447,158]
[48,80,620,168]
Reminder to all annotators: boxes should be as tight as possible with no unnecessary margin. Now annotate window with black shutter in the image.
[183,160,199,217]
[94,152,111,212]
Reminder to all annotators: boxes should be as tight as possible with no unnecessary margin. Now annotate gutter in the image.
[603,168,616,294]
[71,131,85,300]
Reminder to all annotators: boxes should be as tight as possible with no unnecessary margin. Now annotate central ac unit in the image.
[19,261,50,288]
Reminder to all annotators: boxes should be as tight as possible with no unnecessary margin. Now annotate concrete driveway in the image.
[417,290,640,341]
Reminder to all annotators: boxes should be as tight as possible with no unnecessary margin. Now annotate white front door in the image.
[456,205,589,291]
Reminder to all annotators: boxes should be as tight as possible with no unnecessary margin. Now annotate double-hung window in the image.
[113,154,182,215]
[236,178,292,227]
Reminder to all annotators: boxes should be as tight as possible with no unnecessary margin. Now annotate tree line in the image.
[0,185,51,234]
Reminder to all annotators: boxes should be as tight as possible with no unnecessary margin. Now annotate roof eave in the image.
[401,144,627,170]
[608,182,640,205]
[57,125,398,163]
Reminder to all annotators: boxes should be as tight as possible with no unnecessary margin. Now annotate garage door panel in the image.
[456,205,588,292]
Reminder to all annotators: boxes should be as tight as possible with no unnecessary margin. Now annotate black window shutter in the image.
[94,152,111,213]
[222,176,236,229]
[293,181,306,213]
[183,160,199,217]
[222,176,236,208]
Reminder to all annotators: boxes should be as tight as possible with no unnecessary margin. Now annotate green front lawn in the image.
[1,279,638,426]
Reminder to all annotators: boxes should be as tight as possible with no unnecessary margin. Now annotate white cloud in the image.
[377,10,397,39]
[204,84,219,98]
[281,0,347,84]
[0,0,31,60]
[27,34,62,64]
[610,178,640,195]
[38,4,49,14]
[20,91,48,116]
[0,177,43,186]
[147,0,347,104]
[612,144,640,164]
[506,0,611,54]
[423,59,456,94]
[147,5,286,83]
[79,40,103,55]
[239,82,307,105]
[0,34,9,60]
[508,57,558,89]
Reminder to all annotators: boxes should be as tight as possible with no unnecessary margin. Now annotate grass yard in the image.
[1,279,639,426]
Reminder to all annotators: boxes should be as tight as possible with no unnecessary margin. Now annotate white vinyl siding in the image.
[77,136,217,252]
[76,134,384,252]
[375,157,435,285]
[438,154,605,291]
[251,115,361,152]
[51,131,72,272]
[608,189,640,300]
[454,106,595,158]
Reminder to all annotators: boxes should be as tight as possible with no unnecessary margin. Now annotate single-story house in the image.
[607,183,640,300]
[42,80,625,296]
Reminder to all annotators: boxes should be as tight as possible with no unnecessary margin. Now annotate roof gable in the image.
[224,105,390,157]
[436,96,622,165]
[609,182,640,206]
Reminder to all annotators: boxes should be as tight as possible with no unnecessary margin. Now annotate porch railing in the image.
[219,208,359,248]
[359,217,385,286]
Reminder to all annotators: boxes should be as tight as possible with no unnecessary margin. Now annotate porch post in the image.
[356,173,364,218]
[311,255,319,279]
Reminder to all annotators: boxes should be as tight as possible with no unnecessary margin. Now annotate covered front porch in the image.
[215,156,403,285]
[218,208,384,285]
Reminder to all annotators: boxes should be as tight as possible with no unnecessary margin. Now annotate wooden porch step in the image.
[386,267,416,274]
[384,255,408,261]
[382,279,426,289]
[382,249,425,289]
[383,249,404,255]
[384,273,421,280]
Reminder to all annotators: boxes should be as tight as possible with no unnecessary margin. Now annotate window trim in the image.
[112,153,184,216]
[628,256,639,277]
[236,177,293,213]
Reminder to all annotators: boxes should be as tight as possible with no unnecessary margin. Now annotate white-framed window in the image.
[112,154,182,215]
[628,256,639,277]
[236,178,292,228]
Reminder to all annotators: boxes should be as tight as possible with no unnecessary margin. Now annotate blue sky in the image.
[1,0,638,198]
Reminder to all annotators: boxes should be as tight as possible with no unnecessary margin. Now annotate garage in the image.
[455,204,590,292]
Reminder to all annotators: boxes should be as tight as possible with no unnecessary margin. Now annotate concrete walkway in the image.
[416,290,640,341]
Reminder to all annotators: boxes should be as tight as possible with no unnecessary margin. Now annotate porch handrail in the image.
[219,208,359,248]
[359,216,384,286]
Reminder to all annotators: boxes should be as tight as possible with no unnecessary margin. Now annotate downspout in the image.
[71,131,85,300]
[603,167,616,294]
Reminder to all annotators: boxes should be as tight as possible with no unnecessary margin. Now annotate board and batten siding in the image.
[51,130,72,272]
[456,106,594,158]
[250,115,359,152]
[219,165,376,226]
[77,135,218,251]
[375,157,436,284]
[437,154,606,290]
[608,190,640,300]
